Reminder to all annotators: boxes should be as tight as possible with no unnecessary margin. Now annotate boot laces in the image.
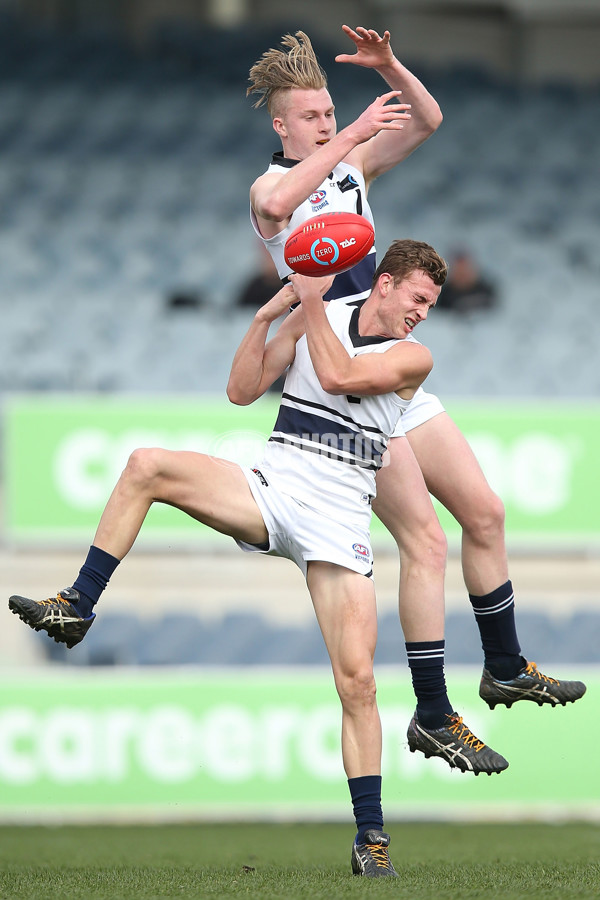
[365,842,393,869]
[526,662,559,685]
[447,715,484,752]
[41,594,69,609]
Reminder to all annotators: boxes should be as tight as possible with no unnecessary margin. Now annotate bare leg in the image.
[372,436,447,641]
[93,447,268,559]
[405,413,508,596]
[8,448,269,648]
[306,560,381,778]
[406,417,587,706]
[406,413,523,681]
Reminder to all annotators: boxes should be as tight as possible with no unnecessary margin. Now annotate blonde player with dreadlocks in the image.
[246,24,586,875]
[248,28,438,304]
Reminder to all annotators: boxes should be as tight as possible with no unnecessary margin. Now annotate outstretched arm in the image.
[227,284,304,405]
[337,25,443,185]
[251,90,411,237]
[292,273,433,397]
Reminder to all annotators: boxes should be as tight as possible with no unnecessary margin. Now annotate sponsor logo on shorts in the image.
[251,468,269,487]
[352,542,370,562]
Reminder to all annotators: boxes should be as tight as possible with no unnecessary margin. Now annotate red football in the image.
[284,212,375,277]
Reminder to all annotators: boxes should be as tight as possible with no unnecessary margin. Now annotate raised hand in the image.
[289,273,335,305]
[349,90,411,145]
[335,25,395,69]
[258,283,297,322]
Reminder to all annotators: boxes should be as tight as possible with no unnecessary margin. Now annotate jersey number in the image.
[347,395,362,404]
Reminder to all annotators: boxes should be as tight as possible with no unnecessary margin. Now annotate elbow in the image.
[418,105,443,142]
[318,365,367,395]
[318,373,347,395]
[226,384,253,406]
[257,196,289,223]
[418,352,434,385]
[428,105,443,135]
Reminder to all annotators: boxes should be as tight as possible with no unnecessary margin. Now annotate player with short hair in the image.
[247,26,586,730]
[9,240,509,878]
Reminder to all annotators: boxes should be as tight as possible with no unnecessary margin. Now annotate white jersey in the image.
[251,153,376,302]
[255,299,410,520]
[252,152,446,434]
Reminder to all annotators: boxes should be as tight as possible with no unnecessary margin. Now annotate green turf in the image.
[0,822,598,899]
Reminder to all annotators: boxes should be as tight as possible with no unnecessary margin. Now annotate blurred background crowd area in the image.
[0,0,599,673]
[0,0,598,398]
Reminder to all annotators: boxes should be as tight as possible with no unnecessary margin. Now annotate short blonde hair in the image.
[247,31,327,117]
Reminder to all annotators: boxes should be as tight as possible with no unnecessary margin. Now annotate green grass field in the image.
[0,822,599,899]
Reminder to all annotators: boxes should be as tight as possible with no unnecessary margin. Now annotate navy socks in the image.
[469,580,523,680]
[71,545,121,618]
[406,640,453,729]
[348,775,384,844]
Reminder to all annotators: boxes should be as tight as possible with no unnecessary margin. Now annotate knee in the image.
[463,489,505,543]
[335,666,377,712]
[122,447,163,492]
[421,519,447,574]
[399,516,447,577]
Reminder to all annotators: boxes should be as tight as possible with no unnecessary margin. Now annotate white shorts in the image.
[236,466,374,579]
[391,387,445,438]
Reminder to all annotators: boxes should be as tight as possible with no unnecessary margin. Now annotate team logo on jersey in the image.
[352,542,370,561]
[309,190,329,212]
[337,174,359,192]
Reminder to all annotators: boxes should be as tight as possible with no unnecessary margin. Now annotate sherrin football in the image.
[284,211,374,277]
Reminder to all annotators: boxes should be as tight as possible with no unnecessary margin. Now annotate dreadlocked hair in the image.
[247,31,327,117]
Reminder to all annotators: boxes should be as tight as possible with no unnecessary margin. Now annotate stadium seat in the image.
[0,20,598,401]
